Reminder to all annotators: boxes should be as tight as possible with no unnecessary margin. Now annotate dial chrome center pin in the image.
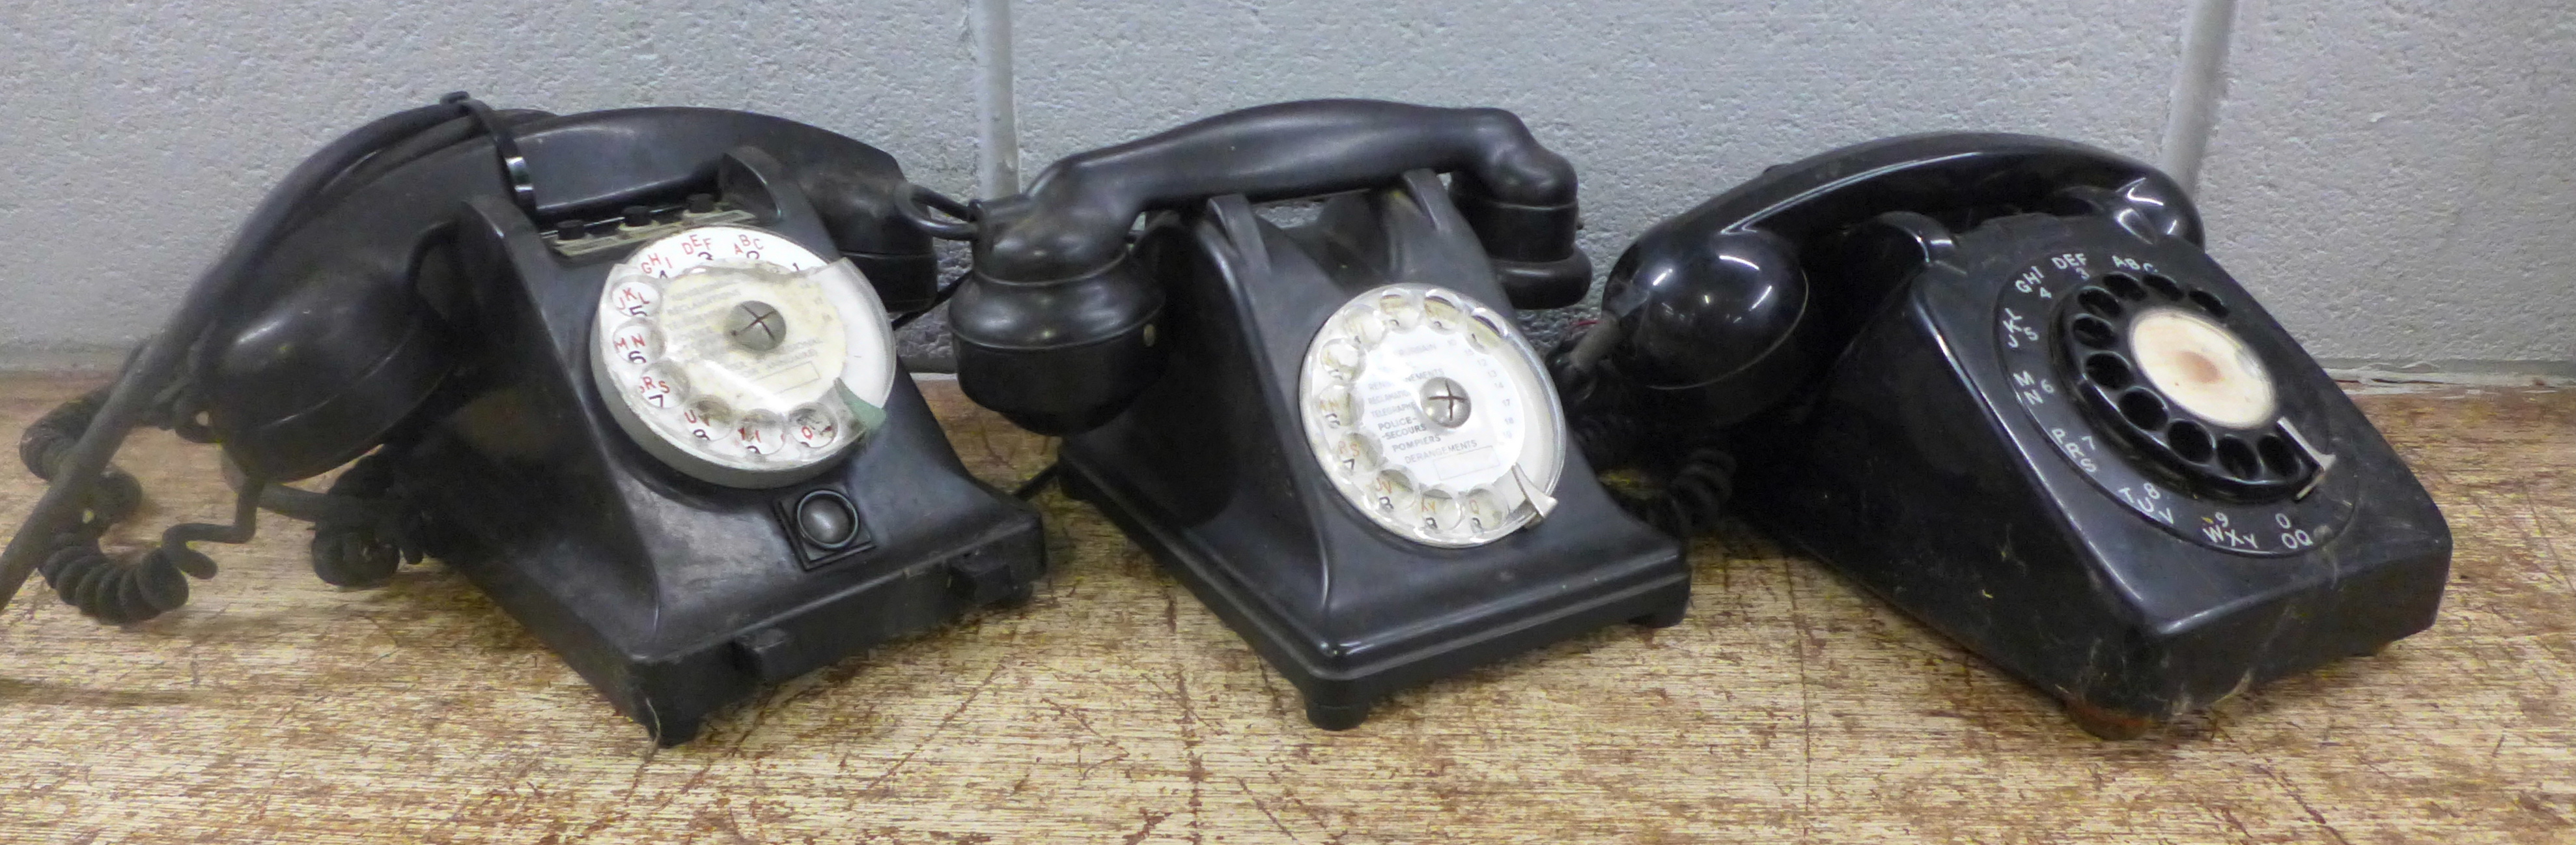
[1419,376,1472,428]
[725,300,787,352]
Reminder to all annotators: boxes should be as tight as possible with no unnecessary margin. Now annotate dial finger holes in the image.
[2258,432,2301,476]
[1379,293,1424,329]
[2167,420,2214,462]
[1367,470,1418,515]
[1314,383,1357,427]
[736,410,787,456]
[2083,353,2135,390]
[2143,274,2185,300]
[608,320,664,368]
[635,364,689,409]
[682,398,735,442]
[2187,289,2230,319]
[1321,339,1364,377]
[1341,309,1389,347]
[1332,433,1379,473]
[1416,490,1463,533]
[1468,315,1507,351]
[2101,272,2148,301]
[2078,288,2125,321]
[2217,436,2261,479]
[2071,315,2118,349]
[607,279,662,318]
[1422,296,1467,333]
[1463,490,1507,534]
[789,405,841,450]
[2118,389,2169,430]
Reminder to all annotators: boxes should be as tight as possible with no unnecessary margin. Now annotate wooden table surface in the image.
[0,373,2567,844]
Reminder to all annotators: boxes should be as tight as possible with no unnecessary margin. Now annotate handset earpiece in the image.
[1594,227,1813,424]
[947,99,1589,435]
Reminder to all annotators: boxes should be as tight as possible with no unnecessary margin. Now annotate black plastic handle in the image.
[973,99,1580,282]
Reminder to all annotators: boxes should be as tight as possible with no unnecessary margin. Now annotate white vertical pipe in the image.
[2159,0,2240,193]
[970,0,1019,197]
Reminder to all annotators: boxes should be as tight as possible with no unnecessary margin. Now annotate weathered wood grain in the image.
[0,373,2567,844]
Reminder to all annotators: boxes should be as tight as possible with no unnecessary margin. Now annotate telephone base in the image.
[405,374,1045,745]
[399,145,1049,745]
[2062,700,2157,741]
[1304,700,1371,732]
[1059,446,1688,730]
[1728,210,2448,739]
[1033,171,1685,730]
[1631,603,1689,629]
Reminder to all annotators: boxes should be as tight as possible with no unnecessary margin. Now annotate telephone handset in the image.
[945,98,1597,435]
[4,96,1044,744]
[932,100,1687,729]
[1556,133,2451,737]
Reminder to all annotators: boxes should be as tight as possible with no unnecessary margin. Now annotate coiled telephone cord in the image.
[15,386,212,623]
[1551,324,1739,540]
[1601,441,1737,539]
[302,451,432,589]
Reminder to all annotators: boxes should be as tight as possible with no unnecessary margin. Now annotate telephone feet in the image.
[1304,699,1370,731]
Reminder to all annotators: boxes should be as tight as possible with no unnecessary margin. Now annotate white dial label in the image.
[1298,284,1566,548]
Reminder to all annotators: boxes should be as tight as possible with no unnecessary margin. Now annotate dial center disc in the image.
[1419,376,1472,427]
[725,300,787,352]
[2129,307,2275,429]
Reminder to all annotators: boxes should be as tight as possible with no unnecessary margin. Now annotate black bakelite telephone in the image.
[1,94,1044,744]
[917,100,1688,729]
[1554,132,2452,737]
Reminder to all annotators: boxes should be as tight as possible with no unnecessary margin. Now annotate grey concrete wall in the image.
[1014,0,2183,348]
[1,0,2568,371]
[0,0,986,367]
[2196,0,2576,365]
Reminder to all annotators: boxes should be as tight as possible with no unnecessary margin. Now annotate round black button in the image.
[794,490,858,549]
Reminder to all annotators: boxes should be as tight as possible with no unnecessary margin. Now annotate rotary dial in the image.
[1992,247,2351,556]
[1297,284,1566,548]
[590,225,896,489]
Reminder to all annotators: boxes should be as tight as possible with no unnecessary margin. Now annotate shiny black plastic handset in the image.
[941,99,1591,435]
[1557,132,2449,738]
